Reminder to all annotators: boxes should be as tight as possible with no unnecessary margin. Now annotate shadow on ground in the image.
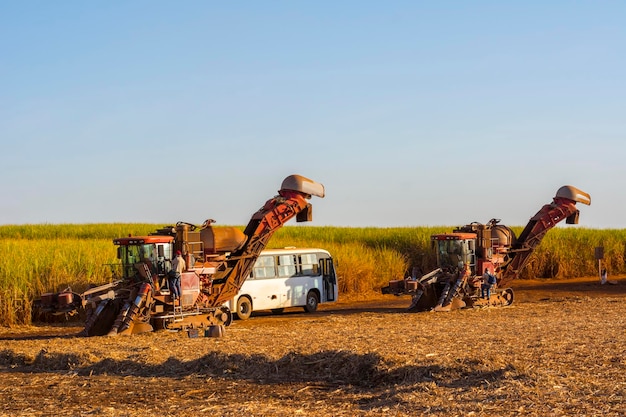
[0,348,521,390]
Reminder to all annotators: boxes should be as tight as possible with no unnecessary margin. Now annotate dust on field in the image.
[1,281,625,416]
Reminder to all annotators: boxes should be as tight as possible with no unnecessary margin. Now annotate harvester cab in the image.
[112,235,175,287]
[433,218,516,278]
[433,232,476,273]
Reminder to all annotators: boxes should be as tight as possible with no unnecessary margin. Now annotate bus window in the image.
[299,253,318,276]
[253,256,275,279]
[277,254,297,277]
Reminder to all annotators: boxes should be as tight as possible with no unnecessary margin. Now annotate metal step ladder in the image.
[137,262,156,289]
[173,304,184,322]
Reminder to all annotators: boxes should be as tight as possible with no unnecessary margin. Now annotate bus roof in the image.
[261,247,331,255]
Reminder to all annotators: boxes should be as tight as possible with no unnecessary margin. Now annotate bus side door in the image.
[320,258,337,302]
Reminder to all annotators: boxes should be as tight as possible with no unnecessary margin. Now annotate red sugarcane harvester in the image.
[382,185,591,311]
[33,175,325,336]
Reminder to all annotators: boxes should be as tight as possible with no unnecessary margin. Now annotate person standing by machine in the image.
[169,250,186,305]
[481,268,496,300]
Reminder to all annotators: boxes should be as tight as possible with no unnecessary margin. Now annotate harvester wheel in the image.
[220,306,233,326]
[502,288,514,306]
[152,317,167,330]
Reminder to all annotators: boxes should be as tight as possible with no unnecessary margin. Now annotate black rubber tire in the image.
[235,296,253,320]
[220,306,233,326]
[502,288,515,306]
[303,291,319,313]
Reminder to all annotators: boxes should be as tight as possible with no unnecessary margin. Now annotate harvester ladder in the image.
[138,263,156,289]
[173,305,184,322]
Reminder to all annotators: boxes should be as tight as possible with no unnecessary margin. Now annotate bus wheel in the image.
[304,291,319,313]
[271,308,284,315]
[235,296,252,320]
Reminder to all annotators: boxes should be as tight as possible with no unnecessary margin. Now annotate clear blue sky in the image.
[1,1,624,228]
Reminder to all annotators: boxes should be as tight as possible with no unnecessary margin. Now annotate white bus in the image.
[226,247,338,320]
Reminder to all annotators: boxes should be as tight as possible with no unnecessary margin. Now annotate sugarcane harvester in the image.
[382,186,591,311]
[34,175,325,336]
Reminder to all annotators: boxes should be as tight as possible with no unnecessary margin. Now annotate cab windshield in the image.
[436,240,471,271]
[119,244,158,279]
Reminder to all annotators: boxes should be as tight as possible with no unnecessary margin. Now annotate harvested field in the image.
[1,277,625,416]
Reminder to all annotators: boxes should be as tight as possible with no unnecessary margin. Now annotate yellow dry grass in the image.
[1,285,625,416]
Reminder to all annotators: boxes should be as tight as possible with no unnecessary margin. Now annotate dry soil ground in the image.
[1,276,625,417]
